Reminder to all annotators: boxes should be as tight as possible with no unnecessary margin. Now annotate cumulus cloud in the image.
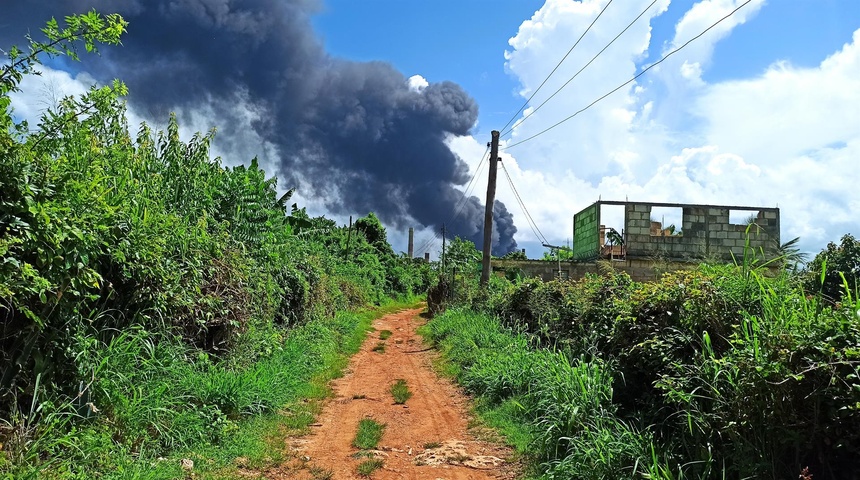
[448,0,858,255]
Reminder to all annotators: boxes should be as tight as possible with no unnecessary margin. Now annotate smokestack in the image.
[408,228,414,258]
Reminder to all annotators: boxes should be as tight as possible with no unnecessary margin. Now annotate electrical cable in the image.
[498,0,615,135]
[413,145,490,256]
[499,160,549,245]
[502,0,752,151]
[501,0,658,138]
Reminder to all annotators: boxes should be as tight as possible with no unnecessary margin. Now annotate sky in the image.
[7,0,860,258]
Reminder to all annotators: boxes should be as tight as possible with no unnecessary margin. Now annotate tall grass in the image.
[428,255,860,480]
[0,303,422,478]
[425,309,653,479]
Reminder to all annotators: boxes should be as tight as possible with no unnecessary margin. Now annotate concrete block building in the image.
[493,200,780,282]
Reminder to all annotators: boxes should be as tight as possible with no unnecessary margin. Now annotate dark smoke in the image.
[1,0,517,255]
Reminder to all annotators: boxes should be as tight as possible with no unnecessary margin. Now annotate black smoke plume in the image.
[2,0,517,254]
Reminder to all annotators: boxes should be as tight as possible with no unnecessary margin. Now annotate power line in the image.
[414,146,490,255]
[498,0,615,135]
[502,0,752,151]
[499,159,548,245]
[501,0,658,138]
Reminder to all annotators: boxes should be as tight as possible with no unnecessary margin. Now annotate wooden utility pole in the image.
[344,215,353,260]
[441,223,447,269]
[480,130,500,286]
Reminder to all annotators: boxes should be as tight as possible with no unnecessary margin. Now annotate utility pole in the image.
[441,223,447,270]
[344,215,353,260]
[480,130,500,286]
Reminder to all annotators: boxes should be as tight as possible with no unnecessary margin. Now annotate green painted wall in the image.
[573,203,599,261]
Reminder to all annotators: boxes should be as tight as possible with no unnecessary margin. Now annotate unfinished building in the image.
[573,200,780,262]
[493,200,780,282]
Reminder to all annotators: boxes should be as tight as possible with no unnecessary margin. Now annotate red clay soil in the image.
[286,307,518,480]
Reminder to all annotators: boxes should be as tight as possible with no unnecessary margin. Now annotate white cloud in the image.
[448,0,860,255]
[407,74,429,92]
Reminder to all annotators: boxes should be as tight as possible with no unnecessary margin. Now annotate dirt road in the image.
[288,307,517,480]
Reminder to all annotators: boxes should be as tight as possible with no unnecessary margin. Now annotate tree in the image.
[806,234,860,301]
[354,212,393,257]
[445,237,481,272]
[1,10,126,122]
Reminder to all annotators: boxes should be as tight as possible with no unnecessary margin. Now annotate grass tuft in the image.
[423,441,441,449]
[389,379,412,405]
[379,330,393,340]
[309,466,334,480]
[353,418,385,450]
[356,458,384,476]
[371,342,386,353]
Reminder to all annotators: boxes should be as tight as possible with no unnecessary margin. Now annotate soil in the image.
[283,307,519,480]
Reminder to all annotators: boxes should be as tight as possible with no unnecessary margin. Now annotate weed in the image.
[379,330,393,340]
[356,458,384,476]
[353,419,385,450]
[389,379,413,405]
[309,466,334,480]
[446,453,472,464]
[423,441,441,449]
[351,451,376,459]
[372,342,386,353]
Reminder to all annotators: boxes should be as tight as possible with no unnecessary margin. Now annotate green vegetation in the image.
[372,342,386,353]
[356,458,384,476]
[353,418,385,450]
[425,254,860,479]
[422,441,441,449]
[379,330,393,340]
[806,233,860,301]
[389,379,412,405]
[309,466,334,480]
[0,12,429,478]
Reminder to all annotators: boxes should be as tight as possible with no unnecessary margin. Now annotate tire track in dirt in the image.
[286,307,518,480]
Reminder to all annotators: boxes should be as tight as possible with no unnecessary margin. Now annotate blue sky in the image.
[309,0,860,257]
[314,0,860,137]
[10,0,860,258]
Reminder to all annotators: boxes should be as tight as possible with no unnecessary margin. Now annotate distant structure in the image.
[494,200,780,282]
[573,200,780,262]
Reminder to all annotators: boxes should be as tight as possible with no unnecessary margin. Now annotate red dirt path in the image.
[287,307,518,480]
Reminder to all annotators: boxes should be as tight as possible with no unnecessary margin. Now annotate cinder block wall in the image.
[492,258,698,283]
[623,203,779,261]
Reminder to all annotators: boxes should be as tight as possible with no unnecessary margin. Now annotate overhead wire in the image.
[499,159,549,245]
[413,145,490,256]
[500,0,658,138]
[497,0,615,135]
[502,0,753,151]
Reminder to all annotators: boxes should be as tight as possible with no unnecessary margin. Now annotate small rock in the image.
[180,458,194,471]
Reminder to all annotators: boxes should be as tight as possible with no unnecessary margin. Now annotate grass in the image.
[371,342,386,353]
[309,466,334,480]
[8,301,422,480]
[352,418,386,450]
[379,330,393,340]
[422,308,650,480]
[356,458,384,476]
[423,441,441,449]
[389,379,412,405]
